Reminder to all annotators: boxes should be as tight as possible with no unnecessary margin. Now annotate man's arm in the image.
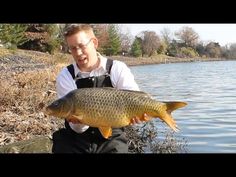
[56,68,76,98]
[110,60,140,91]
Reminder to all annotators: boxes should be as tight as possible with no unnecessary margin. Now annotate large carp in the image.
[45,88,187,139]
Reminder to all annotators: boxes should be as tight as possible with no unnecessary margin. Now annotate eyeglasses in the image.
[68,38,93,53]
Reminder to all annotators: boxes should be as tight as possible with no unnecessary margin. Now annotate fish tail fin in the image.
[157,102,187,132]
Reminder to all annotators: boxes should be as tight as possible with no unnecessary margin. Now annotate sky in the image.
[120,24,236,46]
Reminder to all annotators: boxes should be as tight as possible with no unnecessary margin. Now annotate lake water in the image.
[130,60,236,153]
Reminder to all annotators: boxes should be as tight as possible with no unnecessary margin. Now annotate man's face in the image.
[66,31,98,71]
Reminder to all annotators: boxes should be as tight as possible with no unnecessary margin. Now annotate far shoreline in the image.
[110,55,233,67]
[0,48,235,68]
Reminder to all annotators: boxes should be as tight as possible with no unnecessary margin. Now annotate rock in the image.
[0,136,52,153]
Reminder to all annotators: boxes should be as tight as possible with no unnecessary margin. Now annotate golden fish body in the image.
[46,88,187,138]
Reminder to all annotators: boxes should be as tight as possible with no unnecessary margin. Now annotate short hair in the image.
[63,24,95,38]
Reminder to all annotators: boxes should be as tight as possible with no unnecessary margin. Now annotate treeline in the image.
[0,24,236,59]
[0,24,63,54]
[130,26,236,59]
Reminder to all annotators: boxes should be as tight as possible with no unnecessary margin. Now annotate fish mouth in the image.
[43,107,53,115]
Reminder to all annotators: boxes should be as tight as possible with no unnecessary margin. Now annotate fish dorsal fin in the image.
[101,87,151,98]
[121,89,151,98]
[121,89,149,94]
[98,127,112,139]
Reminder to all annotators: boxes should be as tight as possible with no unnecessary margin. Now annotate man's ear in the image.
[92,38,98,49]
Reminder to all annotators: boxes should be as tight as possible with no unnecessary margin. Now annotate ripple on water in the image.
[131,61,236,153]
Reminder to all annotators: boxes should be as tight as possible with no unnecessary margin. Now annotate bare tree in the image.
[228,43,236,59]
[175,26,199,48]
[119,28,133,55]
[161,27,172,45]
[91,24,109,53]
[140,31,160,57]
[205,42,222,58]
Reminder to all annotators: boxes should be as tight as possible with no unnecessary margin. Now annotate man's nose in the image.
[74,48,83,55]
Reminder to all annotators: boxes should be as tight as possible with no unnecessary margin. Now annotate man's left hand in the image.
[129,113,148,125]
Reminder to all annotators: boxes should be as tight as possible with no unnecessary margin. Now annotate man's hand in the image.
[129,113,148,125]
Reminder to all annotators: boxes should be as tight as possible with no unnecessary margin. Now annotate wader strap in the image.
[67,64,75,79]
[106,59,113,74]
[66,59,113,79]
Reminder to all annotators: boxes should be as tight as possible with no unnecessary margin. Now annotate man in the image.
[52,24,142,153]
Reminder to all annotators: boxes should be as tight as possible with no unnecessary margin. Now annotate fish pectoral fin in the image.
[98,127,112,139]
[71,115,83,120]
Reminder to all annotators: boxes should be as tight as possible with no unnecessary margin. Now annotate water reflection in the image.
[131,60,236,153]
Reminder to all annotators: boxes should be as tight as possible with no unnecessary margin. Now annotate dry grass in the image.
[125,121,188,153]
[0,48,68,146]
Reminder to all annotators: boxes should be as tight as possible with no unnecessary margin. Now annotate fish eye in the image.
[53,101,60,107]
